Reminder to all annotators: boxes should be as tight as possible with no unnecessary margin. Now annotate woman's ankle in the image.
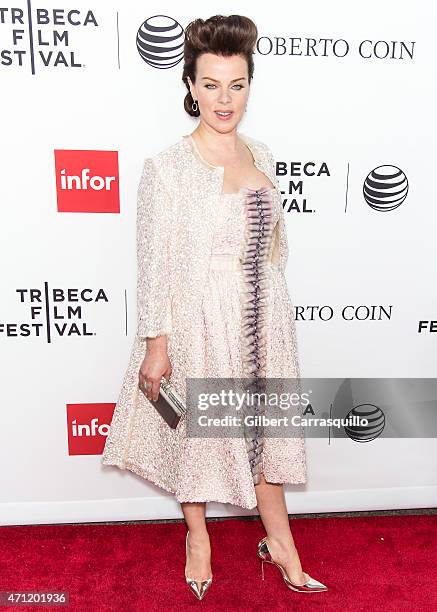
[266,535,298,560]
[187,529,210,545]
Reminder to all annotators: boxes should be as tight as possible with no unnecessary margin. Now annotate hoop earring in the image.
[191,100,198,112]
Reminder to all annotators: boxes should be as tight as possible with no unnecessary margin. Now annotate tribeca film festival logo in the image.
[276,159,329,214]
[0,5,98,74]
[54,149,119,212]
[0,283,108,342]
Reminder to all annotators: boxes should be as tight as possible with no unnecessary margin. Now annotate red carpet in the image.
[0,514,436,611]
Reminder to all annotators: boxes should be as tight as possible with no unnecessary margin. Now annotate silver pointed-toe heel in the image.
[257,537,328,593]
[185,531,213,601]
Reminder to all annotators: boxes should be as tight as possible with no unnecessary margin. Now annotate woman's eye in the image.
[204,84,245,90]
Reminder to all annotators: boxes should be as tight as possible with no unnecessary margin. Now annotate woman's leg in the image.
[181,502,212,581]
[255,474,306,583]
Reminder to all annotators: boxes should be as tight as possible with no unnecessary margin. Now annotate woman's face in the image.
[187,53,250,133]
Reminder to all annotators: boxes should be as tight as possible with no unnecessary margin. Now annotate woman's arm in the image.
[136,156,172,339]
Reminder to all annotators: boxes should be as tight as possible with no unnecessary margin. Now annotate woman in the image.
[102,15,327,600]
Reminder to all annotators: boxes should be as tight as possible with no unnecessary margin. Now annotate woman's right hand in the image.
[138,336,172,402]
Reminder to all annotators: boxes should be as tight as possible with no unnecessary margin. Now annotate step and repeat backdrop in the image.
[1,1,436,524]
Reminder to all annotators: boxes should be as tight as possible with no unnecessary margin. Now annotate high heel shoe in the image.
[185,531,213,601]
[257,537,328,593]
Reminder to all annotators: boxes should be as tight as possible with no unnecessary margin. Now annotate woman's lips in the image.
[215,110,233,121]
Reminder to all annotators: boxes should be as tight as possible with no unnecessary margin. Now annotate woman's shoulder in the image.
[138,137,192,196]
[145,136,187,168]
[239,131,274,160]
[137,138,187,192]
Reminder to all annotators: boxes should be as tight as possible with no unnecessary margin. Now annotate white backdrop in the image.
[1,1,436,525]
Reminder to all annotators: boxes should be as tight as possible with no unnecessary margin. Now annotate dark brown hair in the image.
[182,15,258,118]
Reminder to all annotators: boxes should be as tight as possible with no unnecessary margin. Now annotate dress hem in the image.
[101,457,306,511]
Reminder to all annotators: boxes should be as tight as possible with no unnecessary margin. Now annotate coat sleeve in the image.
[136,156,172,339]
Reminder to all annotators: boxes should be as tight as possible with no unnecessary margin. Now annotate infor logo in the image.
[54,149,119,213]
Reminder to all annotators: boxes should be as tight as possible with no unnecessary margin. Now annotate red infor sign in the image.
[54,150,120,213]
[66,403,115,455]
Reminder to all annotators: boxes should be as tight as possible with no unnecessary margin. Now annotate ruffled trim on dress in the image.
[239,186,275,485]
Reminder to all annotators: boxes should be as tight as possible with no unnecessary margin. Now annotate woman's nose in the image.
[217,89,232,104]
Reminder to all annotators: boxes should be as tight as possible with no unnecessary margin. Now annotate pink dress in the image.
[102,185,306,510]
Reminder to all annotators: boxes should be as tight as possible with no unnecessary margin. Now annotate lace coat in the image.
[101,132,306,509]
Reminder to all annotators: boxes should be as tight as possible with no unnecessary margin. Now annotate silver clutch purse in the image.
[150,376,186,429]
